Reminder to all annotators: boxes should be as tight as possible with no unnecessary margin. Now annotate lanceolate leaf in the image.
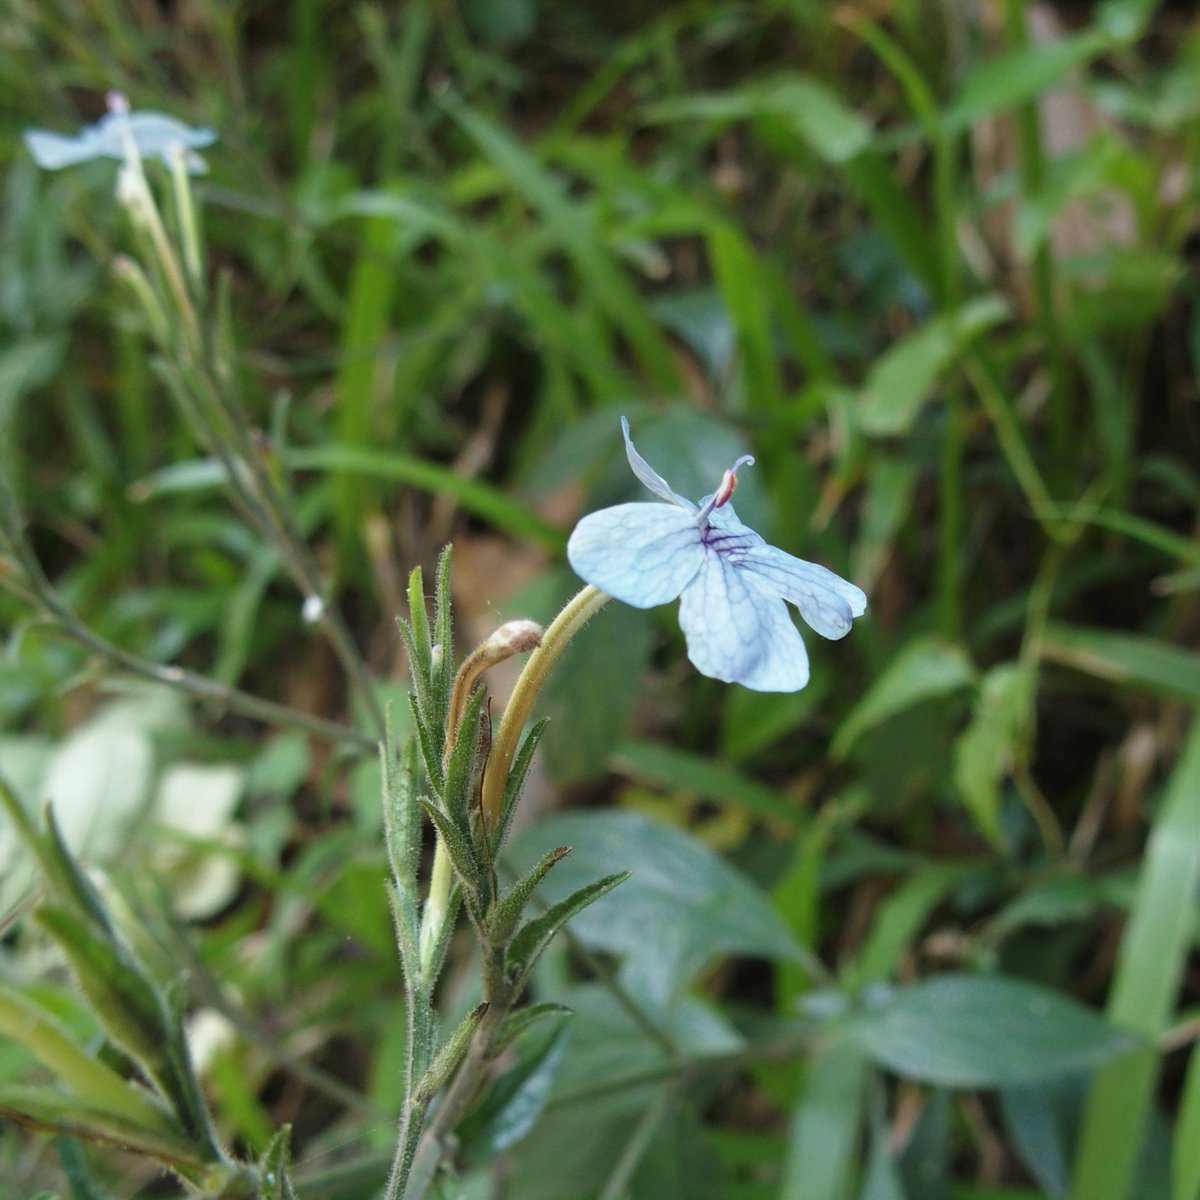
[418,799,482,903]
[494,1003,574,1055]
[259,1126,299,1200]
[0,1084,201,1168]
[443,686,487,825]
[507,872,630,994]
[416,1003,490,1103]
[489,845,572,947]
[849,973,1136,1088]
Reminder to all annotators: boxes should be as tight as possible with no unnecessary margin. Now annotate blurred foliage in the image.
[0,0,1198,1197]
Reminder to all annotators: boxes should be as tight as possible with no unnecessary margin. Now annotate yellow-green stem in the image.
[418,587,609,973]
[481,585,610,826]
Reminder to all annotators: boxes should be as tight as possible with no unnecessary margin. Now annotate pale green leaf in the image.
[954,663,1032,845]
[834,637,975,757]
[859,296,1009,436]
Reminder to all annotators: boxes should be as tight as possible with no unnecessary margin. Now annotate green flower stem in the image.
[168,144,204,292]
[402,587,609,1198]
[481,585,611,826]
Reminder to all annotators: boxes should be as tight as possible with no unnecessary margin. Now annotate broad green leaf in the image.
[1072,720,1200,1200]
[541,601,652,783]
[833,638,975,757]
[849,974,1135,1088]
[859,297,1009,436]
[953,663,1031,845]
[505,810,804,1009]
[781,1035,868,1200]
[1042,624,1200,704]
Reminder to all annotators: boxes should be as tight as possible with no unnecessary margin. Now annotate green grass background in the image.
[0,0,1197,1197]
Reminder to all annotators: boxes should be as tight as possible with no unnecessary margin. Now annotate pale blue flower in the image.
[567,417,867,691]
[24,106,216,175]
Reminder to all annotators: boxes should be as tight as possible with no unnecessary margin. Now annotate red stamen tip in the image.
[714,469,738,509]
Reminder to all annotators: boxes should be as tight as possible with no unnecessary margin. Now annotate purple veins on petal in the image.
[678,553,810,691]
[740,544,867,641]
[566,503,703,608]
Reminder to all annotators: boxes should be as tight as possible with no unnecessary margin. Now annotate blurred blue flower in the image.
[24,99,216,175]
[567,417,867,691]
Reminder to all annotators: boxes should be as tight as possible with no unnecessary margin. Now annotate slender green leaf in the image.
[0,985,177,1136]
[611,739,802,826]
[1174,1039,1200,1200]
[847,865,973,988]
[943,31,1109,131]
[0,1084,200,1168]
[953,663,1032,845]
[259,1126,298,1200]
[1072,720,1200,1200]
[332,216,398,552]
[507,872,630,994]
[418,799,482,902]
[416,1003,489,1103]
[288,445,563,549]
[489,845,572,947]
[1042,625,1200,704]
[781,1035,868,1200]
[707,222,784,414]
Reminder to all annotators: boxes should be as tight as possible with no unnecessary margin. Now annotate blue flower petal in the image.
[740,544,867,640]
[620,416,695,511]
[567,503,703,608]
[24,111,217,174]
[22,129,103,170]
[677,552,809,691]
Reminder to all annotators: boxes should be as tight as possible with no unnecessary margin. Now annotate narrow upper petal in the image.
[567,503,704,608]
[739,544,867,640]
[621,416,696,511]
[677,551,809,691]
